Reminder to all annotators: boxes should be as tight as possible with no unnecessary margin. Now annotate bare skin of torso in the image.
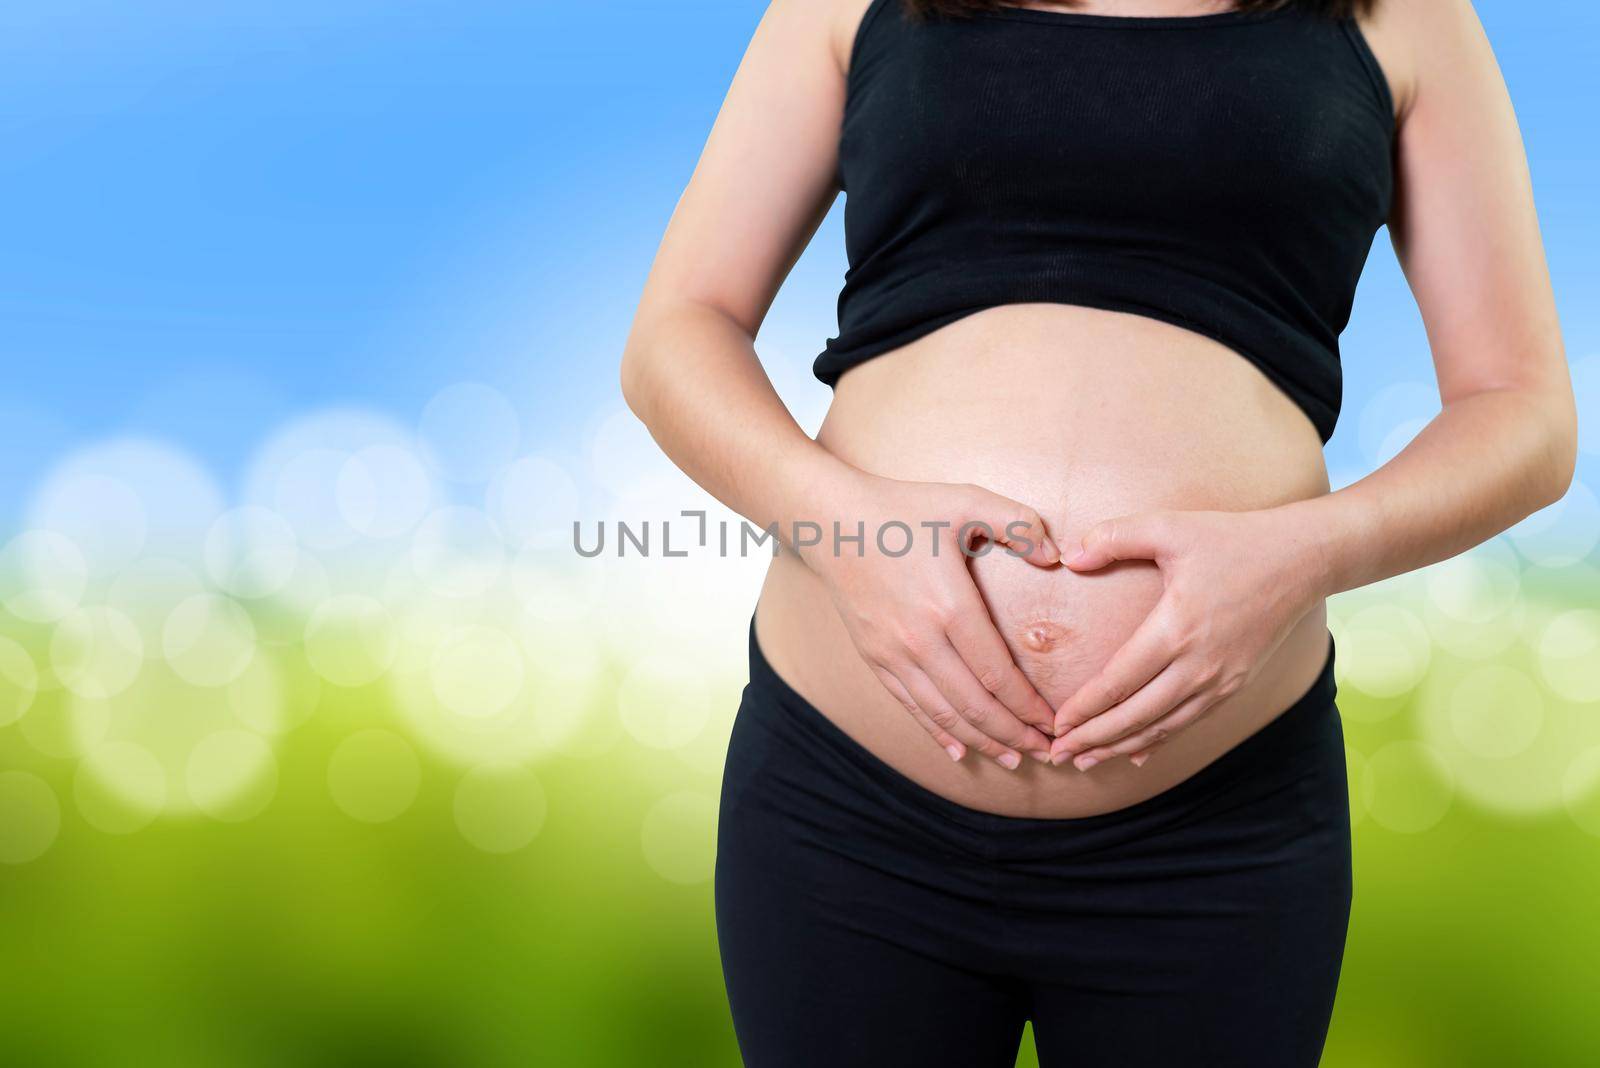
[754,303,1337,818]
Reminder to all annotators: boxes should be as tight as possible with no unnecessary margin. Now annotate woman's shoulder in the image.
[1358,0,1496,128]
[832,0,892,78]
[752,0,882,82]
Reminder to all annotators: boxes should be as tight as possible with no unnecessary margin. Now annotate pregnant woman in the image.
[622,1,1574,1064]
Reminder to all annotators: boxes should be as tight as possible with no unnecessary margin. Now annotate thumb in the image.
[1065,513,1168,571]
[963,487,1060,568]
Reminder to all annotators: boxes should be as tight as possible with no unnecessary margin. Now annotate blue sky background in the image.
[1,0,1595,522]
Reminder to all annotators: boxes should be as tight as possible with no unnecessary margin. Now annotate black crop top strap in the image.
[819,0,1397,445]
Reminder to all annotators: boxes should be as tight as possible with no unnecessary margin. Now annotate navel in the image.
[1018,619,1071,655]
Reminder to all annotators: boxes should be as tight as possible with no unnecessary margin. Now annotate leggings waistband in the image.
[743,615,1340,849]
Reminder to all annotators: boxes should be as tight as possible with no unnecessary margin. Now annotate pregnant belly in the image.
[754,304,1335,817]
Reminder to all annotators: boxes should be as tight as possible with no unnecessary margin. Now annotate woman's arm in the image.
[1049,0,1577,769]
[1289,0,1574,592]
[621,0,1060,768]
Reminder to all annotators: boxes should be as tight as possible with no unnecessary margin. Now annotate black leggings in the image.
[715,619,1352,1067]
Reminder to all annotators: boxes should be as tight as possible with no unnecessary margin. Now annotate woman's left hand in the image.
[1048,506,1330,770]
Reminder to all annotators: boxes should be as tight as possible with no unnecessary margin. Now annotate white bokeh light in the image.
[1536,609,1600,703]
[588,408,686,501]
[24,437,225,577]
[29,473,145,571]
[204,506,301,599]
[0,771,61,865]
[409,506,508,599]
[675,676,750,778]
[249,550,333,647]
[0,636,39,727]
[241,407,422,553]
[618,655,711,751]
[640,791,719,885]
[453,764,547,853]
[418,381,522,485]
[1507,481,1600,568]
[1373,418,1430,468]
[389,584,606,768]
[487,455,582,549]
[186,730,278,822]
[1445,665,1543,760]
[1335,603,1431,707]
[75,741,168,834]
[1357,380,1437,468]
[430,624,526,720]
[1562,746,1600,838]
[50,604,145,700]
[1361,741,1454,834]
[589,486,767,675]
[0,530,89,623]
[512,544,609,625]
[1415,667,1581,820]
[1506,566,1592,656]
[225,650,304,736]
[327,729,421,823]
[106,556,207,651]
[336,442,436,539]
[274,448,365,550]
[303,594,397,688]
[520,614,617,760]
[1420,540,1522,659]
[755,340,831,436]
[1345,745,1367,828]
[162,593,258,687]
[65,659,279,822]
[1570,353,1599,457]
[21,688,108,759]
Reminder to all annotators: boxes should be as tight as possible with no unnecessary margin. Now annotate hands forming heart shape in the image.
[1044,506,1327,770]
[803,472,1330,774]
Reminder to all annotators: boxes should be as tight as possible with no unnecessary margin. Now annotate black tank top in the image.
[816,0,1396,444]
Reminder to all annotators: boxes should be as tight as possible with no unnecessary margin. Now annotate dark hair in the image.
[904,0,1374,19]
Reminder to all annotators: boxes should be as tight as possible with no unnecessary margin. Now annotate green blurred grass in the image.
[3,581,1599,1066]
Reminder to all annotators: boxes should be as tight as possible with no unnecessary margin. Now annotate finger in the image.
[920,640,1055,763]
[871,664,966,763]
[896,661,1026,770]
[1079,690,1214,768]
[963,487,1060,568]
[1064,513,1168,572]
[944,597,1056,733]
[1052,610,1176,735]
[1050,660,1189,767]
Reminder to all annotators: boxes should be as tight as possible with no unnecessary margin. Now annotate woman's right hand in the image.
[796,472,1062,769]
